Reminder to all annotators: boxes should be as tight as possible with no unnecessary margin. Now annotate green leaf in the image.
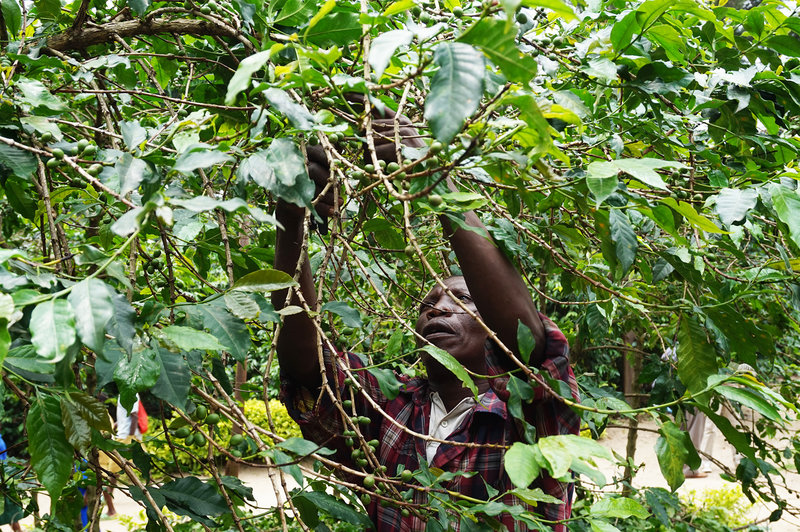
[676,315,719,402]
[277,437,335,456]
[293,491,372,528]
[588,158,684,191]
[114,348,161,411]
[233,269,298,292]
[30,299,76,363]
[127,0,150,15]
[0,319,10,369]
[714,188,757,227]
[369,367,401,400]
[67,278,114,353]
[636,0,672,29]
[424,43,485,144]
[0,143,37,179]
[503,442,543,488]
[259,138,315,209]
[520,0,575,20]
[368,29,414,79]
[172,143,233,174]
[647,24,684,62]
[225,50,271,105]
[661,197,727,234]
[159,325,228,352]
[264,88,315,130]
[716,385,780,422]
[159,477,229,526]
[586,173,619,206]
[120,120,147,152]
[224,291,260,320]
[766,35,800,57]
[116,153,151,196]
[510,487,562,506]
[305,0,334,32]
[516,320,536,364]
[151,347,191,410]
[382,0,414,15]
[189,301,252,362]
[589,520,622,532]
[768,183,800,248]
[33,0,57,18]
[61,391,112,452]
[655,420,700,491]
[304,12,361,47]
[16,78,67,113]
[609,210,638,274]
[458,18,538,84]
[27,394,72,499]
[321,301,363,328]
[704,305,773,366]
[1,0,21,35]
[108,291,137,355]
[503,93,552,153]
[590,496,650,519]
[611,10,641,52]
[421,344,478,397]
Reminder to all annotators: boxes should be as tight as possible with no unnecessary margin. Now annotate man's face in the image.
[415,277,488,370]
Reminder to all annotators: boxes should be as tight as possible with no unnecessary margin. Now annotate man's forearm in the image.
[273,201,323,388]
[439,182,546,365]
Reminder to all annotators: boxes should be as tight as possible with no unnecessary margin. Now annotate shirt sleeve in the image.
[280,348,397,453]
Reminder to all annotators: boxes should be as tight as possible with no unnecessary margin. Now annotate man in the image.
[273,102,579,530]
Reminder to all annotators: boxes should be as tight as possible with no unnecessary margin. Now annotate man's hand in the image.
[371,106,425,162]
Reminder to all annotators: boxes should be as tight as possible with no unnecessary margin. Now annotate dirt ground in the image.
[3,418,798,531]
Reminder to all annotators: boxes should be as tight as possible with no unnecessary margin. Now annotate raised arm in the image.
[441,187,547,366]
[272,146,332,390]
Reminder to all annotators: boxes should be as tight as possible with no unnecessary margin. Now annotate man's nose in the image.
[427,296,456,316]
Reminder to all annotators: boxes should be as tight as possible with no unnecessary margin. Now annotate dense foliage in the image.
[0,0,798,529]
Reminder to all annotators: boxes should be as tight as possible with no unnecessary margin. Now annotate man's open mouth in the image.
[422,321,456,338]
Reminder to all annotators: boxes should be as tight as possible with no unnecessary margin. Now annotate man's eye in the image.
[457,294,472,302]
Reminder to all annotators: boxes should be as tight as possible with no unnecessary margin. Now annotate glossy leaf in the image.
[424,43,484,144]
[714,188,757,227]
[29,299,76,363]
[321,300,363,328]
[159,325,228,352]
[27,395,72,499]
[232,268,298,292]
[609,209,637,274]
[189,301,252,362]
[264,87,315,130]
[421,344,478,396]
[114,348,161,411]
[67,278,114,353]
[676,316,718,402]
[459,18,537,84]
[293,491,372,527]
[61,391,112,452]
[655,420,700,491]
[0,143,36,178]
[225,50,271,105]
[159,477,229,526]
[503,442,543,489]
[151,347,191,409]
[369,30,414,79]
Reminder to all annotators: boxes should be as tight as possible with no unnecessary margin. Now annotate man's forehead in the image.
[423,276,467,297]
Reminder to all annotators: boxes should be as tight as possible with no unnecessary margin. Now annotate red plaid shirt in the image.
[282,313,580,531]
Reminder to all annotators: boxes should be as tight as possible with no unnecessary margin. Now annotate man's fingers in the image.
[306,144,328,166]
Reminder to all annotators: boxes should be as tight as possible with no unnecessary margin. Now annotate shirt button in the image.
[441,420,448,428]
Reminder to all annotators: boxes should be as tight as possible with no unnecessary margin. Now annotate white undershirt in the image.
[426,392,485,463]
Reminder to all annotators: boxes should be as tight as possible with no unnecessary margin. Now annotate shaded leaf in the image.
[189,301,252,362]
[264,87,315,130]
[321,301,363,328]
[609,210,638,274]
[714,188,757,227]
[459,18,538,84]
[676,315,718,402]
[0,143,36,178]
[233,268,298,293]
[114,348,161,411]
[159,477,229,526]
[421,344,478,396]
[173,143,233,174]
[27,395,72,499]
[369,367,401,400]
[655,420,700,491]
[61,391,112,452]
[293,491,372,528]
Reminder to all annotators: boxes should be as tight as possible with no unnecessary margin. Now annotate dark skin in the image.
[272,106,546,411]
